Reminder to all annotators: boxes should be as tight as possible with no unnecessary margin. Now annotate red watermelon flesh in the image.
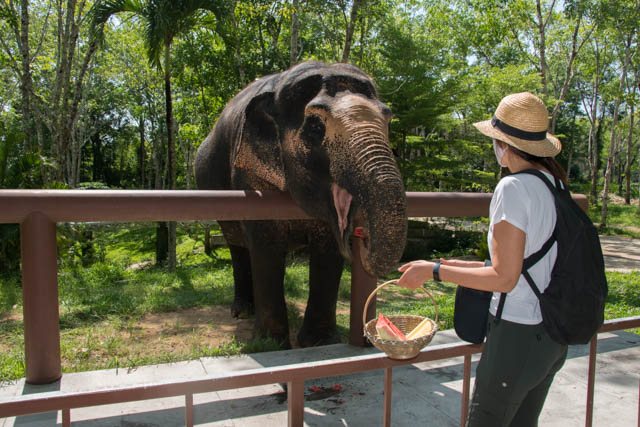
[375,314,407,341]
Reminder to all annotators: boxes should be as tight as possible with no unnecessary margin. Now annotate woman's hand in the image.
[397,260,435,289]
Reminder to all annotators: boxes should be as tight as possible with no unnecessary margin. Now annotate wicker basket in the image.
[363,280,438,360]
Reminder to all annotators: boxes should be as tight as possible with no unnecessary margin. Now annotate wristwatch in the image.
[432,261,441,283]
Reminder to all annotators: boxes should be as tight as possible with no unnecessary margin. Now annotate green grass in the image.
[1,219,639,383]
[587,200,640,238]
[58,263,235,323]
[604,271,640,334]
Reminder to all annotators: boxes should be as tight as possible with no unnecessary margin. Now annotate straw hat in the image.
[473,92,561,157]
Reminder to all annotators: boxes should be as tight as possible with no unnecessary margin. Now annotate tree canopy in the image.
[0,0,638,220]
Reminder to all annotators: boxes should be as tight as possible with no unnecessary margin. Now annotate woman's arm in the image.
[397,220,525,293]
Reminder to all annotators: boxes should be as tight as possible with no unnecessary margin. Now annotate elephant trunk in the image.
[348,132,407,277]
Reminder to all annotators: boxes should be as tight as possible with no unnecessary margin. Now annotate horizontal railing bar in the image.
[0,190,309,223]
[0,190,587,223]
[1,316,637,419]
[597,316,640,333]
[0,340,481,417]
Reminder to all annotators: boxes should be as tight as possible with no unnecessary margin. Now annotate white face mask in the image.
[493,139,507,166]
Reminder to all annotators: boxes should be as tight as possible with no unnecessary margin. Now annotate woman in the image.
[397,92,568,426]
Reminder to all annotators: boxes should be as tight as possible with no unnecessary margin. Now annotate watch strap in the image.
[433,261,441,282]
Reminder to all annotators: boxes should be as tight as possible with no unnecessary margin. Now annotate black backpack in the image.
[495,169,608,345]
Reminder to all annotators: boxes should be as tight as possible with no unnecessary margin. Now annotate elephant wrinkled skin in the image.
[195,61,407,348]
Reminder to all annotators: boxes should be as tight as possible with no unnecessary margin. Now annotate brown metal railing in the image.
[1,189,527,385]
[0,189,605,426]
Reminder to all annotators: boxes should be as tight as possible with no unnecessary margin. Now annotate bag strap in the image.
[485,259,507,323]
[523,232,557,270]
[515,168,563,195]
[513,169,559,298]
[495,292,506,322]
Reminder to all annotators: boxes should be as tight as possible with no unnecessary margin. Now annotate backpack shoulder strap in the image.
[514,168,559,194]
[512,169,560,295]
[523,232,557,270]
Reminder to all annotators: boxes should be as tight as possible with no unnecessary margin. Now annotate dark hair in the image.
[508,145,567,184]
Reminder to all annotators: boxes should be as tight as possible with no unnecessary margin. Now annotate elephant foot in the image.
[297,326,341,348]
[231,299,254,319]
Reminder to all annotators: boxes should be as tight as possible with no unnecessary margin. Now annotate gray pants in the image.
[466,315,568,427]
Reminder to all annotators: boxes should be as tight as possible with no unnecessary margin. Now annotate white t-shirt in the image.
[487,171,558,325]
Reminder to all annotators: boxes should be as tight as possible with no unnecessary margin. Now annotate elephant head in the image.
[232,61,407,277]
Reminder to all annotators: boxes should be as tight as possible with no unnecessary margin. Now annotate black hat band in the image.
[491,116,547,141]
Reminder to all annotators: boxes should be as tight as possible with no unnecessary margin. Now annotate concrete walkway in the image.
[600,235,640,272]
[1,236,638,426]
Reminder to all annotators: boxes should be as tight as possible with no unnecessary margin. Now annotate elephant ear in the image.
[233,90,287,191]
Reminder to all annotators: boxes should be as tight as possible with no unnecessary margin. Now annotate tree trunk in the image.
[139,115,146,189]
[341,0,363,63]
[624,102,634,204]
[290,0,299,66]
[550,13,590,133]
[601,34,632,229]
[14,0,48,183]
[18,0,33,152]
[590,108,605,201]
[581,40,603,203]
[231,1,246,85]
[46,0,97,185]
[156,222,168,265]
[535,0,551,96]
[566,142,573,182]
[164,40,177,271]
[203,225,212,256]
[358,8,368,65]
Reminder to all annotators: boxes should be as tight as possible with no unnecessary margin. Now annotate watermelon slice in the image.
[375,314,407,341]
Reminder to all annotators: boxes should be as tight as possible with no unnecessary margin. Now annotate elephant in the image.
[195,61,407,348]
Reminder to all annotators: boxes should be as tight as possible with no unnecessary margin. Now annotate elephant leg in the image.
[244,222,290,348]
[229,244,254,318]
[298,227,344,347]
[219,221,253,318]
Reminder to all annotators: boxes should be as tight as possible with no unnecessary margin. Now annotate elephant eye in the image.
[301,115,326,144]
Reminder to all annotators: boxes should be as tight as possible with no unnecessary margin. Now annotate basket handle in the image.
[362,279,439,327]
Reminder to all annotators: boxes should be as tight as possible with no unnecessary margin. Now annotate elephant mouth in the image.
[331,183,368,263]
[331,183,352,240]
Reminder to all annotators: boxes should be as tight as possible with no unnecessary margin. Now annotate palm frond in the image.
[89,0,146,43]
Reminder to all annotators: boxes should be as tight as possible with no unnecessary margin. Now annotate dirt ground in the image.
[133,306,256,352]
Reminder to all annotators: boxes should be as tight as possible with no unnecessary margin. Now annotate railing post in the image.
[20,212,61,384]
[383,367,393,427]
[349,234,377,346]
[287,379,304,427]
[185,393,194,427]
[586,336,598,427]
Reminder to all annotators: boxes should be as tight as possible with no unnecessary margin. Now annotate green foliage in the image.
[0,272,20,311]
[605,271,640,334]
[403,226,485,261]
[0,225,20,273]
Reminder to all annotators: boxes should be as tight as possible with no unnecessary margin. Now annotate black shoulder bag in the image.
[453,260,503,344]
